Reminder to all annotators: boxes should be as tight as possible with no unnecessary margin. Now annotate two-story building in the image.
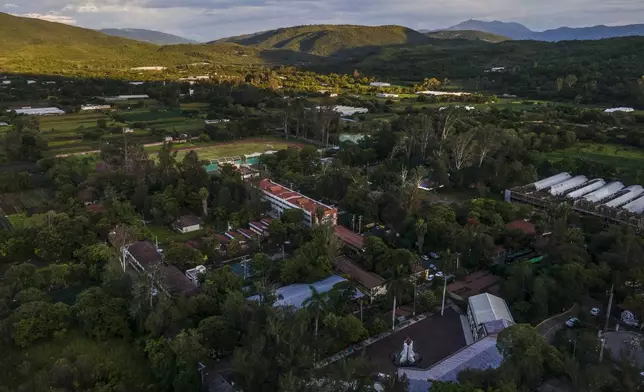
[466,293,515,341]
[257,178,338,227]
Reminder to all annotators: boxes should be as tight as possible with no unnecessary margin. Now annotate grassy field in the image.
[543,143,644,171]
[172,138,304,161]
[147,224,205,244]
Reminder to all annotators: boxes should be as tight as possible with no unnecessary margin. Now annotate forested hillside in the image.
[99,28,197,45]
[0,13,276,75]
[426,29,510,42]
[215,24,430,56]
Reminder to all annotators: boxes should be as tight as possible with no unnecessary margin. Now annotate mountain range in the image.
[99,28,197,45]
[443,19,644,41]
[214,25,429,56]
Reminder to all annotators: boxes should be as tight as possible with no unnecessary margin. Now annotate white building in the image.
[104,95,150,101]
[205,119,230,125]
[129,82,145,85]
[123,127,134,134]
[1,81,11,85]
[13,107,65,116]
[258,178,338,227]
[485,67,506,73]
[185,265,207,286]
[81,104,111,111]
[370,82,391,87]
[605,107,635,113]
[377,93,399,98]
[0,122,8,126]
[173,215,202,234]
[131,66,167,71]
[329,105,369,116]
[27,80,36,85]
[467,293,514,341]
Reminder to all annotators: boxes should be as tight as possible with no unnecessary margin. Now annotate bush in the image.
[369,317,388,335]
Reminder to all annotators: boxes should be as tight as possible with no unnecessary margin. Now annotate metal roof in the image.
[246,275,363,309]
[401,336,503,390]
[533,172,570,191]
[623,195,644,214]
[583,181,624,203]
[468,293,514,327]
[604,186,644,208]
[566,179,606,199]
[549,176,587,196]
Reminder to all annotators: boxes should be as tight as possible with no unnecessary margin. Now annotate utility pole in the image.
[599,336,606,362]
[359,299,363,322]
[413,283,417,316]
[441,274,448,316]
[392,296,397,331]
[358,215,363,234]
[604,284,614,332]
[351,214,356,232]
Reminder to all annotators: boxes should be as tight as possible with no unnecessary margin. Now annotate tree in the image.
[450,130,478,171]
[164,243,203,271]
[11,301,71,347]
[476,126,500,167]
[565,74,578,88]
[199,186,209,217]
[496,324,563,388]
[387,265,412,330]
[73,287,130,340]
[303,285,329,337]
[415,218,428,254]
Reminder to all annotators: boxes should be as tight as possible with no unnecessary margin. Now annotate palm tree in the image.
[387,265,412,331]
[415,218,428,254]
[199,186,209,217]
[303,285,328,337]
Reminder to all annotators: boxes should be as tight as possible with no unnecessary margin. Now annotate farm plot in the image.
[0,188,52,215]
[40,113,110,133]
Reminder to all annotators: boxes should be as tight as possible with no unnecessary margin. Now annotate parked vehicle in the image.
[565,317,580,328]
[590,307,600,316]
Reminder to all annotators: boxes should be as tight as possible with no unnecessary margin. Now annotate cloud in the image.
[15,12,77,24]
[3,3,18,8]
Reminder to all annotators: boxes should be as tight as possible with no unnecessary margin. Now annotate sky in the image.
[3,0,644,41]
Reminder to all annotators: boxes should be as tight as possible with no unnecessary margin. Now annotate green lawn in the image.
[543,143,644,171]
[147,224,204,244]
[172,138,304,161]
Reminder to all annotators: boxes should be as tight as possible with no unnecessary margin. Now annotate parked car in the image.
[565,317,580,328]
[427,274,435,282]
[435,271,444,278]
[428,264,437,271]
[421,255,430,261]
[429,252,440,259]
[590,307,600,316]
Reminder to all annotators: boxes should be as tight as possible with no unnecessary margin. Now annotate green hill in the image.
[215,24,430,56]
[426,30,509,43]
[0,13,291,75]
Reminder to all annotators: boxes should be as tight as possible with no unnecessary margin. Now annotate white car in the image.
[429,264,437,271]
[427,274,435,282]
[565,317,580,328]
[435,271,444,278]
[590,307,600,316]
[421,255,430,261]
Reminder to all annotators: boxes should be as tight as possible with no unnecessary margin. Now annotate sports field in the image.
[172,138,305,161]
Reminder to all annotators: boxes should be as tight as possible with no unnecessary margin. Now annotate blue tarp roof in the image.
[247,274,363,309]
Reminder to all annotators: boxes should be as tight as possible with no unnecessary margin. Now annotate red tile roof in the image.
[448,271,501,298]
[334,256,385,289]
[258,178,337,217]
[506,220,536,236]
[334,225,365,250]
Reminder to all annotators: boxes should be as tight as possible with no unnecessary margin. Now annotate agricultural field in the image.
[0,188,52,215]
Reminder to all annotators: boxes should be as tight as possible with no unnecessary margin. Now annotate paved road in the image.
[537,305,579,342]
[603,330,644,366]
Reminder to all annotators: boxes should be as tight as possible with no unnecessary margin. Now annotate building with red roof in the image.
[505,220,536,236]
[257,178,338,227]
